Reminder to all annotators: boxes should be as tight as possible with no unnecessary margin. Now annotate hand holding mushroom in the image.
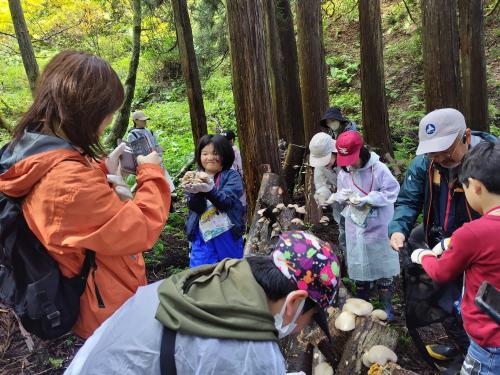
[181,171,214,194]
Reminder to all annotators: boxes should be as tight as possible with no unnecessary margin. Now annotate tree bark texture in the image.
[8,0,39,95]
[264,0,287,142]
[281,143,305,197]
[273,0,305,145]
[225,0,281,216]
[336,316,399,374]
[171,0,208,146]
[421,0,462,112]
[358,0,393,156]
[296,0,329,144]
[107,0,142,147]
[459,0,489,131]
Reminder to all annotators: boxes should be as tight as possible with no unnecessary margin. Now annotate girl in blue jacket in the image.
[184,135,244,268]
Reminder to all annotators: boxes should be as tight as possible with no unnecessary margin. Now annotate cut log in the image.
[336,316,398,374]
[281,143,306,197]
[244,172,282,255]
[304,166,322,225]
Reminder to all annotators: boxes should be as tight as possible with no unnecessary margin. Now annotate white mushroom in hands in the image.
[342,298,373,316]
[362,345,398,367]
[334,311,356,331]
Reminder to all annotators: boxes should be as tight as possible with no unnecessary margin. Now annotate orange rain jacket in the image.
[0,134,170,338]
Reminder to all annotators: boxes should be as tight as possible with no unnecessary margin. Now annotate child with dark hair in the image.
[327,131,400,320]
[412,141,500,374]
[0,51,170,338]
[65,231,341,375]
[184,134,244,267]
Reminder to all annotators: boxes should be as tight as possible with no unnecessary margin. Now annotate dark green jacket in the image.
[155,258,278,341]
[388,131,497,244]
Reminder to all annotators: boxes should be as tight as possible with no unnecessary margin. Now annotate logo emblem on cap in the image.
[338,147,348,155]
[425,124,436,135]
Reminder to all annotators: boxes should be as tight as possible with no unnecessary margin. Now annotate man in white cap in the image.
[388,108,497,368]
[128,111,175,193]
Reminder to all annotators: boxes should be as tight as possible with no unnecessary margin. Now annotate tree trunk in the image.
[225,0,281,216]
[421,0,462,112]
[296,0,329,144]
[358,0,393,156]
[459,0,489,131]
[263,0,287,142]
[281,143,305,197]
[171,0,208,146]
[336,316,399,374]
[106,0,142,147]
[272,0,305,146]
[8,0,39,95]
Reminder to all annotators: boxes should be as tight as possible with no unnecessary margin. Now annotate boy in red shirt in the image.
[412,141,500,374]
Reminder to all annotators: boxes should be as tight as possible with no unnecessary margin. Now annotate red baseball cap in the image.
[336,131,364,167]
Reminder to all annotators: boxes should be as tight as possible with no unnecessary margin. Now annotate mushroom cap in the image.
[334,311,356,331]
[363,345,398,366]
[291,218,305,226]
[342,298,373,316]
[295,205,306,214]
[313,362,333,375]
[257,208,266,216]
[370,309,388,321]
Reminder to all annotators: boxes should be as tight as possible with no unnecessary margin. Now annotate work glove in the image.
[411,248,436,265]
[183,179,215,194]
[349,195,370,206]
[431,238,451,257]
[326,188,352,205]
[314,187,331,206]
[107,174,133,201]
[105,142,128,175]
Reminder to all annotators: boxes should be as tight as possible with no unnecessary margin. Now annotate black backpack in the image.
[0,140,105,339]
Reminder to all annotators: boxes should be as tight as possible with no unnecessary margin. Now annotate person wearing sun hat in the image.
[319,107,357,139]
[327,130,400,321]
[65,231,340,375]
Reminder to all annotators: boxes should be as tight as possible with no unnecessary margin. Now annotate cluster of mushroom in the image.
[180,171,211,186]
[257,203,307,226]
[334,298,388,331]
[362,345,398,368]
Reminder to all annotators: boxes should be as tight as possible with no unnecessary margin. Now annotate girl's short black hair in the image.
[195,134,235,171]
[247,256,316,313]
[460,141,500,194]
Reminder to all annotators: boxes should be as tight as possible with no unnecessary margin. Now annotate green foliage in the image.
[48,357,64,369]
[326,55,359,88]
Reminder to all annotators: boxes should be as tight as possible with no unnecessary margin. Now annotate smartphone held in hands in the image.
[119,137,154,175]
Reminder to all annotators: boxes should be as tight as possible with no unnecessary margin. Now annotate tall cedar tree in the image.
[171,0,208,146]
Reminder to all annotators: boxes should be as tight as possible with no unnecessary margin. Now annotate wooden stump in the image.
[304,165,322,225]
[336,316,398,374]
[244,172,282,255]
[281,143,305,197]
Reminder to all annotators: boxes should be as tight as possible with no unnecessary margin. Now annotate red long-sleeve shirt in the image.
[421,213,500,348]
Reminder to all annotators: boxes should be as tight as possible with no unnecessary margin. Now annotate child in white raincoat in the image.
[327,131,400,320]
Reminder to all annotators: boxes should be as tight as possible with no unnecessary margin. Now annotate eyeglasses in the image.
[427,134,463,160]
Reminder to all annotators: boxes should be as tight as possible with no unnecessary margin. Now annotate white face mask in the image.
[274,296,306,339]
[327,120,341,132]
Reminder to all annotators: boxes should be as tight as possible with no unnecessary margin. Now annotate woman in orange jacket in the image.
[0,51,170,338]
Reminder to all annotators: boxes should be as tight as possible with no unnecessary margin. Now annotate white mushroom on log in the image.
[362,345,398,367]
[370,309,388,321]
[334,311,356,331]
[291,218,305,226]
[342,298,373,316]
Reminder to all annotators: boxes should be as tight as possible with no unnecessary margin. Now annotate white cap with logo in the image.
[416,108,466,155]
[309,132,337,167]
[132,110,149,121]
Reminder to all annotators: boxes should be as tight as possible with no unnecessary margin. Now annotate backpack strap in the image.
[160,327,177,375]
[81,250,105,308]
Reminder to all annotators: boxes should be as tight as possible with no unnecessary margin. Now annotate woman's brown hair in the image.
[12,51,124,158]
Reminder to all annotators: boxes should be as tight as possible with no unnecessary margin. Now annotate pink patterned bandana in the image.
[272,231,341,310]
